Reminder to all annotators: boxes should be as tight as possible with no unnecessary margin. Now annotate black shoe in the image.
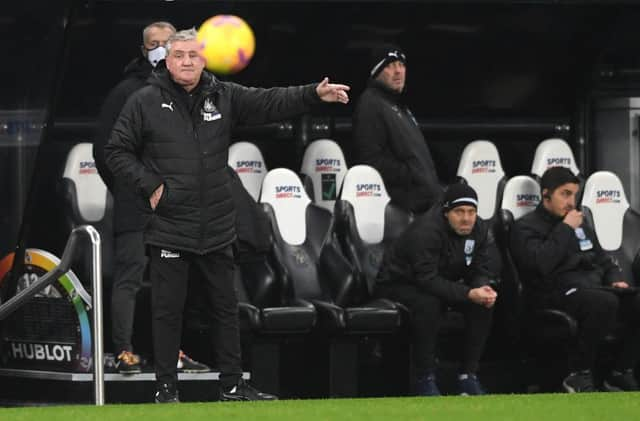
[154,383,180,403]
[458,373,486,396]
[416,374,441,396]
[562,370,595,393]
[220,379,278,401]
[115,350,142,375]
[177,350,211,373]
[604,369,639,391]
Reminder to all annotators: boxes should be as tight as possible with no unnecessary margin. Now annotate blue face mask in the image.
[146,46,167,67]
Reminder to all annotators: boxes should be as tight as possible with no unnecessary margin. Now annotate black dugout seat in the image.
[333,164,413,305]
[259,168,400,333]
[495,175,543,342]
[259,168,401,396]
[581,171,640,285]
[235,259,316,334]
[60,142,114,286]
[227,142,316,335]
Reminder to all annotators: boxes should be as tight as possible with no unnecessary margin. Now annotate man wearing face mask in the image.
[94,21,208,375]
[352,45,442,213]
[510,167,640,393]
[376,183,497,396]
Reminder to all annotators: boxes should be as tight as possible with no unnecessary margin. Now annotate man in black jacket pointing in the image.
[376,183,497,396]
[105,28,350,403]
[93,21,208,376]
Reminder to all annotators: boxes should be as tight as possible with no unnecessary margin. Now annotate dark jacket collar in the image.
[534,203,564,224]
[122,57,153,79]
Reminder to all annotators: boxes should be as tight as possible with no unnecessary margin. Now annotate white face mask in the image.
[147,46,167,67]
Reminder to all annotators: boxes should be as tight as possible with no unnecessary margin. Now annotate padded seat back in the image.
[228,141,268,201]
[62,143,109,223]
[300,139,348,213]
[340,165,391,245]
[260,168,331,301]
[336,165,412,298]
[61,142,114,285]
[581,171,640,284]
[531,138,580,179]
[497,175,542,341]
[260,168,312,246]
[501,175,541,221]
[456,140,506,220]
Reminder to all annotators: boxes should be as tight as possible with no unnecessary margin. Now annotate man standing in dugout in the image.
[93,21,209,375]
[376,183,498,396]
[351,45,442,213]
[510,166,640,393]
[105,28,350,403]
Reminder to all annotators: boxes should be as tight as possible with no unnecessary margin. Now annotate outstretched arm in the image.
[229,78,350,126]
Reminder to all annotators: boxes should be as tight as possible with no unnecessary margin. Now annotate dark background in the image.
[3,0,640,267]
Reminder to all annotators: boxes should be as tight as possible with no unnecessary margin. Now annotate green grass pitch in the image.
[1,393,639,421]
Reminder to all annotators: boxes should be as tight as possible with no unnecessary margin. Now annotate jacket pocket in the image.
[154,183,170,214]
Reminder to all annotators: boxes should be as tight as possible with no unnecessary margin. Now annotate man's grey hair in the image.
[142,21,176,44]
[166,28,199,54]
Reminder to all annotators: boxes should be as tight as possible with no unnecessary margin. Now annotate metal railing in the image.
[0,225,104,405]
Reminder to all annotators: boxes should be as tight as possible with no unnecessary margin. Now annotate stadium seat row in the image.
[228,137,582,221]
[58,138,639,396]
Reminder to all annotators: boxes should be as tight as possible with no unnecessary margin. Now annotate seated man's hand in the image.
[612,281,629,289]
[563,209,583,229]
[468,285,497,308]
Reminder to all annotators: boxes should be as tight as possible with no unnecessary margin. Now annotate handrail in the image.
[0,225,104,406]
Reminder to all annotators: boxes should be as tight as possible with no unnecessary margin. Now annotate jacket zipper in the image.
[177,91,205,253]
[192,106,205,253]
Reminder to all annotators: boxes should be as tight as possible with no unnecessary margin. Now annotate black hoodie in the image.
[93,57,154,233]
[105,69,320,254]
[352,79,442,213]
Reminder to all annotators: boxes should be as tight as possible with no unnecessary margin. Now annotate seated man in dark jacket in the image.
[376,184,497,396]
[510,166,640,392]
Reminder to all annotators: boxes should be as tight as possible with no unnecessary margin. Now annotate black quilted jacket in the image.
[105,69,320,254]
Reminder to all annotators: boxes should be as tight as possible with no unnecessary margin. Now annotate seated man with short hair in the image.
[376,183,497,396]
[510,166,640,392]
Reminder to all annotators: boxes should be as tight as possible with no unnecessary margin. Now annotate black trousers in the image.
[111,230,147,353]
[544,288,640,372]
[149,245,242,390]
[377,284,493,376]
